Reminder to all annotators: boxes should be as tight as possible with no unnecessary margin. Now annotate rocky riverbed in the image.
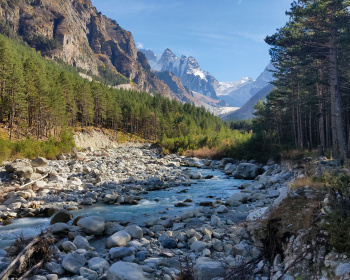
[1,144,349,280]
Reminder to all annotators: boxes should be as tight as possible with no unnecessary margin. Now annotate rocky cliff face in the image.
[0,0,172,98]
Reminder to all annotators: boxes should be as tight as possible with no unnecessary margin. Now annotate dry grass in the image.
[185,147,226,159]
[266,194,322,239]
[290,177,326,190]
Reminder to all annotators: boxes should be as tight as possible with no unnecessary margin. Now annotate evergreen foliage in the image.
[0,34,253,160]
[257,0,350,162]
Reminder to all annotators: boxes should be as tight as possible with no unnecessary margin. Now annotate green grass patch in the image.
[0,130,75,163]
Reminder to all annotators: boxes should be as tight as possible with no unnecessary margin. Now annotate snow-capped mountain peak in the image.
[139,48,219,99]
[153,48,178,71]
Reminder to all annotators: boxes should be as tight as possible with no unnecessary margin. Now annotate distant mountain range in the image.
[0,0,274,120]
[140,48,275,114]
[219,63,274,107]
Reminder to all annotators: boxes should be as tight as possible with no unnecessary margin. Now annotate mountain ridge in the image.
[0,0,189,100]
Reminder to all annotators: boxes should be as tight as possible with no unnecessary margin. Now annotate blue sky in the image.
[91,0,292,82]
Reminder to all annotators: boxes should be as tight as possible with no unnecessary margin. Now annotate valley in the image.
[1,0,350,279]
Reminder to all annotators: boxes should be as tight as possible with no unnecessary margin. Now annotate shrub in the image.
[325,176,350,253]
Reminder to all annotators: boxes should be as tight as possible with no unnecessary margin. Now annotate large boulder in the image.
[106,262,146,280]
[51,209,73,225]
[233,163,260,179]
[194,257,226,280]
[106,231,131,249]
[77,216,105,235]
[62,253,86,274]
[224,163,236,175]
[31,157,48,167]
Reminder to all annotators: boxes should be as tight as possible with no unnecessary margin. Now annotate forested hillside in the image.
[253,0,350,163]
[0,34,251,159]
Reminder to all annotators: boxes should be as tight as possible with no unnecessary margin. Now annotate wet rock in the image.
[107,261,146,280]
[77,216,105,235]
[51,210,73,225]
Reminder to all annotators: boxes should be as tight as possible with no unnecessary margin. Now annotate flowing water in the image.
[0,168,252,249]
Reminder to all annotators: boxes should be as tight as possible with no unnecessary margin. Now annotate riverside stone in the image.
[73,235,91,250]
[31,157,49,167]
[233,163,259,179]
[77,216,105,235]
[191,241,207,253]
[124,225,143,239]
[62,253,86,274]
[107,262,146,280]
[51,210,73,225]
[162,238,177,249]
[88,257,110,273]
[62,241,77,252]
[110,247,134,260]
[106,230,131,249]
[194,257,225,280]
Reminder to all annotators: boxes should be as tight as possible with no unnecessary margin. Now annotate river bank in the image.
[0,144,349,280]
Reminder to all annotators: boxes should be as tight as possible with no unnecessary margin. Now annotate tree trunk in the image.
[329,28,347,162]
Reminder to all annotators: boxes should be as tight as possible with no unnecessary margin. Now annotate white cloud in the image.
[136,42,144,49]
[237,0,242,4]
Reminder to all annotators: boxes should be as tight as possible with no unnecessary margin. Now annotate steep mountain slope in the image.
[140,48,219,99]
[0,0,175,98]
[220,63,274,107]
[222,84,274,120]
